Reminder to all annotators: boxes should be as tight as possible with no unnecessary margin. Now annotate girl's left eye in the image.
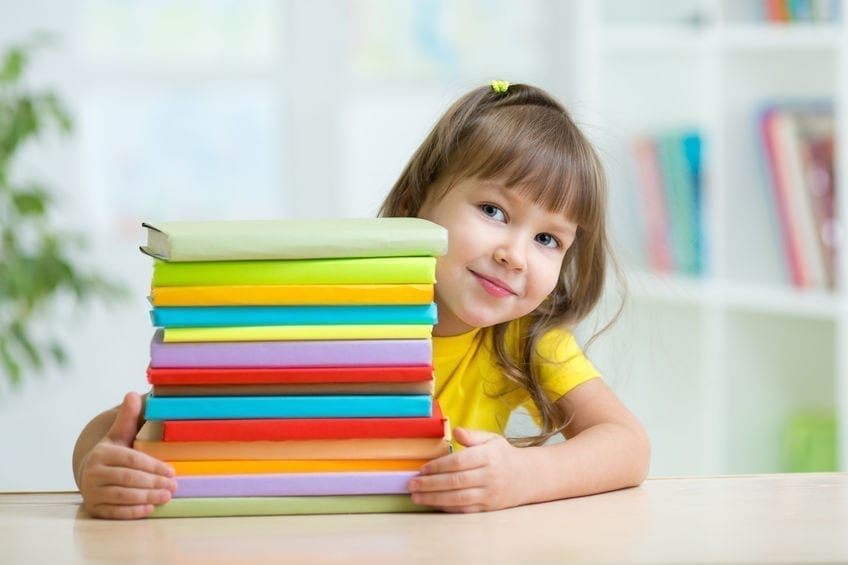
[535,233,560,249]
[480,204,505,221]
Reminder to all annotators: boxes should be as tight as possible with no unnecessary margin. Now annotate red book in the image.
[147,365,433,385]
[161,401,447,441]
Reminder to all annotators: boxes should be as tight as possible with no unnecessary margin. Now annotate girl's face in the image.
[418,177,577,337]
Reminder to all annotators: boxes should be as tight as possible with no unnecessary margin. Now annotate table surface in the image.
[2,473,847,564]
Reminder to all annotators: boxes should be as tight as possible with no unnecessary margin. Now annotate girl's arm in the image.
[407,378,650,512]
[73,392,177,519]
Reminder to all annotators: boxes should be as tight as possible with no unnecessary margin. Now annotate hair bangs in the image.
[447,107,603,228]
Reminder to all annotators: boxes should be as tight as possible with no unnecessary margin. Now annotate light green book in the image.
[141,218,448,262]
[151,257,437,286]
[149,494,432,518]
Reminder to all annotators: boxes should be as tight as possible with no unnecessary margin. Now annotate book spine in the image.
[151,304,438,327]
[151,257,437,286]
[146,365,435,385]
[149,333,433,368]
[172,471,418,498]
[150,284,435,306]
[144,394,434,420]
[162,414,446,441]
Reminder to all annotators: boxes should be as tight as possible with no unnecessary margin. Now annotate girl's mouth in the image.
[471,271,516,298]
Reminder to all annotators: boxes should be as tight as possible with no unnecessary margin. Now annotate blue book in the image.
[150,304,438,328]
[144,394,433,420]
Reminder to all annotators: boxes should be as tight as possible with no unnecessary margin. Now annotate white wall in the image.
[0,0,574,491]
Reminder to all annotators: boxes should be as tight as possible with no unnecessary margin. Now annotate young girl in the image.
[73,82,649,518]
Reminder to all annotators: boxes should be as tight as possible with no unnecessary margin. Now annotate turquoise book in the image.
[144,394,434,420]
[150,304,438,327]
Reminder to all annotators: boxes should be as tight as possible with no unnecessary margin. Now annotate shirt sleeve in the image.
[533,328,601,402]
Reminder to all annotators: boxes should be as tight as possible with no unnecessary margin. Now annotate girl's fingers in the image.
[88,502,157,520]
[96,444,175,478]
[410,486,488,509]
[95,465,178,491]
[419,449,487,474]
[408,468,485,493]
[94,485,173,507]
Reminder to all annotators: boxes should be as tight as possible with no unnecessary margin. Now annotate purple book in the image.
[149,329,432,368]
[173,471,418,498]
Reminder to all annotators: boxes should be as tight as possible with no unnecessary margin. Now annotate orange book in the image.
[134,421,451,461]
[169,458,427,476]
[150,283,434,306]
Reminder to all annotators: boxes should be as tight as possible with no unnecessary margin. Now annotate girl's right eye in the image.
[480,204,506,222]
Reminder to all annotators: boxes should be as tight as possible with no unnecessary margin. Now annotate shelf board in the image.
[597,22,842,53]
[627,272,838,320]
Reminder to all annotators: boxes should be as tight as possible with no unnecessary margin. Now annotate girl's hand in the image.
[407,427,529,513]
[77,392,177,519]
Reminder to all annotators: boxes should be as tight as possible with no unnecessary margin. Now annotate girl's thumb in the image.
[106,392,143,446]
[453,427,500,448]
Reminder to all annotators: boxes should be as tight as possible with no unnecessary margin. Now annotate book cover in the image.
[760,102,835,289]
[632,135,673,272]
[172,471,418,498]
[151,304,437,328]
[170,459,428,476]
[152,380,435,397]
[146,364,435,385]
[134,420,452,460]
[141,217,447,262]
[151,257,437,286]
[149,494,431,518]
[144,394,434,420]
[149,330,433,368]
[161,324,433,343]
[161,401,446,441]
[149,283,435,307]
[656,131,700,275]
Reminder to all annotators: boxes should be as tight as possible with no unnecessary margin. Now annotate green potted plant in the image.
[0,38,125,387]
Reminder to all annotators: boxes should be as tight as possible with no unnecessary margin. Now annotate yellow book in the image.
[170,459,428,476]
[150,283,434,306]
[162,324,433,343]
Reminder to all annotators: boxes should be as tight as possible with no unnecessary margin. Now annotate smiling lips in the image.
[471,271,517,298]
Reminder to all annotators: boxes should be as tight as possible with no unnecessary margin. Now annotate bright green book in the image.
[149,494,432,518]
[141,218,447,262]
[151,257,437,286]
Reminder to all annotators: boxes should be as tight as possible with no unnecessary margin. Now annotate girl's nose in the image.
[493,238,527,271]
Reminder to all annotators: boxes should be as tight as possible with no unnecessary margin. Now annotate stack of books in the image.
[132,218,450,518]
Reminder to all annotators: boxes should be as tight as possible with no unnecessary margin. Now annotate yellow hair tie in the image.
[491,80,510,94]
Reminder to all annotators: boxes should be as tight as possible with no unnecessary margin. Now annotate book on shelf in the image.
[161,401,447,441]
[631,129,704,276]
[149,283,435,306]
[761,0,840,22]
[759,101,836,290]
[141,217,447,262]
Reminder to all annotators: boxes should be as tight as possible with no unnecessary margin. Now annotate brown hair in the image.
[379,83,618,446]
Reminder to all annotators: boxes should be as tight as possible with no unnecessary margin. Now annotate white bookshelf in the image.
[574,0,846,475]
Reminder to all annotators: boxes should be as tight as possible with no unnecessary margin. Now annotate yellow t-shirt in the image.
[433,323,599,438]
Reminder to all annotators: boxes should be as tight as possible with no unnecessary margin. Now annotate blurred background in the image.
[0,0,844,490]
